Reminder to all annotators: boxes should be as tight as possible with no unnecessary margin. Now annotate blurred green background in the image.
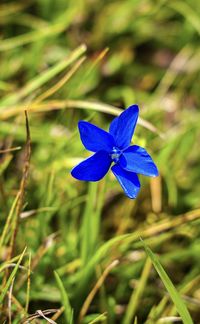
[0,0,200,323]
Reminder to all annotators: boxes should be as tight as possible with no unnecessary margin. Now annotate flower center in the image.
[110,147,122,162]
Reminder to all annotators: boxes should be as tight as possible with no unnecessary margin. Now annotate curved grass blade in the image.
[0,247,27,304]
[0,192,20,250]
[54,271,73,324]
[141,239,193,324]
[0,45,86,107]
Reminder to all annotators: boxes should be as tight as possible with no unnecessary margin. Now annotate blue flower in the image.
[71,105,158,199]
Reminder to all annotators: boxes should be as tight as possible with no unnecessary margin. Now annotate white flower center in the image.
[110,147,122,162]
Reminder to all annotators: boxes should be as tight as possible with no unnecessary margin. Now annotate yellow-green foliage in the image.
[0,0,200,322]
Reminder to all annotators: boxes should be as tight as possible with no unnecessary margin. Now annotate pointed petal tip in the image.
[152,168,159,177]
[111,164,140,199]
[71,167,80,180]
[128,104,139,112]
[124,191,138,199]
[78,120,88,133]
[146,162,159,177]
[78,120,84,127]
[125,104,140,118]
[144,164,159,177]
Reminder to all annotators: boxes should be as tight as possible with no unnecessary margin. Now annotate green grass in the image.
[0,0,200,322]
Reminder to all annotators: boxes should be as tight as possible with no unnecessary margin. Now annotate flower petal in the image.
[109,105,139,149]
[78,121,115,152]
[119,145,159,177]
[71,151,112,181]
[111,164,140,199]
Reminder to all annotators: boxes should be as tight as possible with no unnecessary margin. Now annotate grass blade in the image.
[0,247,27,304]
[54,271,73,324]
[79,260,119,322]
[0,44,86,107]
[141,239,193,324]
[123,258,152,324]
[0,192,20,250]
[25,252,31,313]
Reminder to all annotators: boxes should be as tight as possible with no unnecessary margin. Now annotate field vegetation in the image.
[0,0,200,323]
